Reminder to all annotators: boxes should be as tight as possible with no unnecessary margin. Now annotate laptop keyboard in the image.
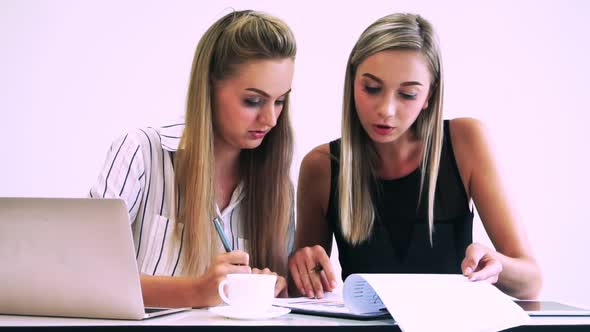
[145,307,168,314]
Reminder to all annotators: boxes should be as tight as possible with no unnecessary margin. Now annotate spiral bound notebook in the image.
[275,274,530,332]
[273,291,390,320]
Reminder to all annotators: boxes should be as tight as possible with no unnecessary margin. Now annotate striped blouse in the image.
[89,124,248,277]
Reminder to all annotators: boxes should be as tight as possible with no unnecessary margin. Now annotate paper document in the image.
[275,274,530,331]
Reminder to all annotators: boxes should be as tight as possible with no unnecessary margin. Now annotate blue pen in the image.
[213,217,232,252]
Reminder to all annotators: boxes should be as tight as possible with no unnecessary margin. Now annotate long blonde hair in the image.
[175,10,296,276]
[339,13,444,245]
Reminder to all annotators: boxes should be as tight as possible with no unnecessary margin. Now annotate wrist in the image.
[187,276,205,308]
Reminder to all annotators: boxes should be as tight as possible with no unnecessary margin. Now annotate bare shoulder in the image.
[300,143,332,180]
[448,117,494,158]
[449,117,489,143]
[448,118,493,197]
[298,143,332,213]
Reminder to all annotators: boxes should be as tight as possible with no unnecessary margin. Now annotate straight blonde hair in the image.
[339,13,444,245]
[175,10,296,276]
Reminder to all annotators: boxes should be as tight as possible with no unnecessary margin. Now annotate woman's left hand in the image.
[461,243,503,283]
[252,268,288,298]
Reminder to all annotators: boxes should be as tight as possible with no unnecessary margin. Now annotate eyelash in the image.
[243,98,286,107]
[363,86,381,95]
[363,86,417,100]
[244,98,261,107]
[399,93,417,100]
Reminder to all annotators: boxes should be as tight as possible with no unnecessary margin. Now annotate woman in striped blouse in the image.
[90,10,296,308]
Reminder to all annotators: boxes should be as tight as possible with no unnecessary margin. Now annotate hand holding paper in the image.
[461,242,503,283]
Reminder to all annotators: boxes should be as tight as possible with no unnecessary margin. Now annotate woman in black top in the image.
[289,13,542,300]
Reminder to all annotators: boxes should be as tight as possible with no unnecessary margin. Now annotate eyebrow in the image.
[245,88,292,98]
[400,81,423,87]
[361,73,423,87]
[361,73,383,84]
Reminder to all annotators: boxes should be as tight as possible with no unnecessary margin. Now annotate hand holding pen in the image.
[288,245,338,299]
[213,217,233,253]
[203,217,251,275]
[211,216,250,267]
[212,216,288,297]
[197,221,251,306]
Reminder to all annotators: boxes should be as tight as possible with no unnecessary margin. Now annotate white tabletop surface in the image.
[0,309,395,326]
[1,308,590,327]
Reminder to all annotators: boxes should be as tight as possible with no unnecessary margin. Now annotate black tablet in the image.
[515,300,590,316]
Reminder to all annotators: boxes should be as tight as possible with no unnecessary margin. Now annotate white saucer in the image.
[209,305,291,320]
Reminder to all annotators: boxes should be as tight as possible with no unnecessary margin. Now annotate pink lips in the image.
[248,130,268,139]
[373,124,395,136]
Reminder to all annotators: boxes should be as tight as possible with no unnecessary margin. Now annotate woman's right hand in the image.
[288,245,337,299]
[196,250,251,306]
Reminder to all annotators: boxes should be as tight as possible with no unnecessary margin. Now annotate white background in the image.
[1,0,589,307]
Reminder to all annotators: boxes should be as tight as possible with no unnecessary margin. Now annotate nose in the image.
[377,94,396,119]
[258,103,278,128]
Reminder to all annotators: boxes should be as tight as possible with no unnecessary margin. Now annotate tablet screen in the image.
[515,300,590,316]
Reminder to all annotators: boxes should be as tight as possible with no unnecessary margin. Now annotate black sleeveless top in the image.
[327,120,474,281]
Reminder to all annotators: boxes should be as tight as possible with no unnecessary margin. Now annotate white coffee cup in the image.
[217,273,277,314]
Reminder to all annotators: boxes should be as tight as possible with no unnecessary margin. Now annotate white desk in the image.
[0,309,393,327]
[1,309,590,331]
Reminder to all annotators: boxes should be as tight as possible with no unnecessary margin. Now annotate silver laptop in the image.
[0,197,190,320]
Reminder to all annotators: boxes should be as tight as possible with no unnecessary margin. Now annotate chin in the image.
[366,127,408,144]
[367,134,396,144]
[241,141,264,150]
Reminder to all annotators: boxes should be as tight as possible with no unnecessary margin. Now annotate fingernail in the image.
[331,280,338,289]
[300,288,305,295]
[317,291,324,298]
[307,291,314,298]
[465,267,473,275]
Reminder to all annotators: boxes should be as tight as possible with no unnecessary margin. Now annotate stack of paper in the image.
[275,274,529,332]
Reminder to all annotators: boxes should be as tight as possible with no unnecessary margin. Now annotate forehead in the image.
[220,58,294,96]
[356,49,432,85]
